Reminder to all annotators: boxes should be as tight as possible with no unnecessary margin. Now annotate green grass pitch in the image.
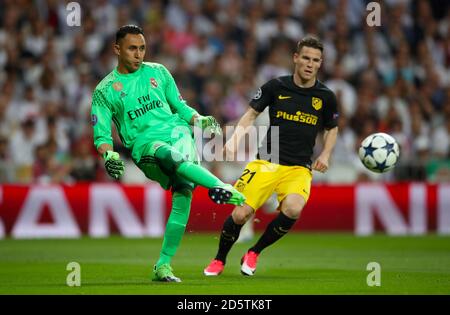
[0,233,449,294]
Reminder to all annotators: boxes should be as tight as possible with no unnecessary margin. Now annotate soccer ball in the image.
[358,133,400,173]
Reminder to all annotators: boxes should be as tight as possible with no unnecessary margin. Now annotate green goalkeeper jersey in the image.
[91,62,198,163]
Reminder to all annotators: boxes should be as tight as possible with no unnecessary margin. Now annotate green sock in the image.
[176,161,223,189]
[156,189,192,267]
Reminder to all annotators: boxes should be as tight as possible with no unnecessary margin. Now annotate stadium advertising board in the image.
[0,183,449,238]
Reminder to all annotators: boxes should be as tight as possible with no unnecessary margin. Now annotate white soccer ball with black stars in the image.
[358,133,400,173]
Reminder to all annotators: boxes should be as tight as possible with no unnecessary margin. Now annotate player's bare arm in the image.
[224,107,260,157]
[312,126,338,173]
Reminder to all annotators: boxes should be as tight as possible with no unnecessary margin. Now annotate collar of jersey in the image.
[114,65,143,78]
[290,75,318,90]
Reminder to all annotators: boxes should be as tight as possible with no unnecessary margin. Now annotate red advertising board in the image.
[0,183,449,238]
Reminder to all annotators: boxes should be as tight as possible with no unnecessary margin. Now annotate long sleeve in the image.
[91,89,114,150]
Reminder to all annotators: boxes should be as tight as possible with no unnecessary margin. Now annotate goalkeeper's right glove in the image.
[103,150,125,179]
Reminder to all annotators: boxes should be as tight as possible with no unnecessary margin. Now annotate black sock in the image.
[250,212,296,254]
[215,215,243,264]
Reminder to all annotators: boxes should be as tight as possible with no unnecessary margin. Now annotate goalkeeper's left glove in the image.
[195,115,222,135]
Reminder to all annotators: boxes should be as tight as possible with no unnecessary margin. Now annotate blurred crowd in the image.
[0,0,449,184]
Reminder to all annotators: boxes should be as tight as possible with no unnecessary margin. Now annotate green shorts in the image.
[136,131,200,191]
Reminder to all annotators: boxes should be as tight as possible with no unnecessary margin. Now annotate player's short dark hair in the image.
[296,35,323,54]
[115,25,144,44]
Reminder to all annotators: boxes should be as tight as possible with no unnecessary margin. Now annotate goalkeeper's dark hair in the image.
[115,25,144,44]
[296,35,323,54]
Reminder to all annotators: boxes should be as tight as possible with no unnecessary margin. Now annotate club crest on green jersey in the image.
[113,82,123,91]
[150,78,158,88]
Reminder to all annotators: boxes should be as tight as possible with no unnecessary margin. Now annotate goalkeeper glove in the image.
[195,115,222,135]
[103,150,125,179]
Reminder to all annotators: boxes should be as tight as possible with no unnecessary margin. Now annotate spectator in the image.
[0,136,14,182]
[10,115,45,183]
[70,137,99,181]
[183,34,217,70]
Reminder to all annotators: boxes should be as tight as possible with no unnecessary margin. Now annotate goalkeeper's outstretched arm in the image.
[91,87,125,179]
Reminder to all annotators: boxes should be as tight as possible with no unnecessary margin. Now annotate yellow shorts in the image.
[233,159,312,211]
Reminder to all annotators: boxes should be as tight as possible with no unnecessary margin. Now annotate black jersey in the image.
[250,75,339,168]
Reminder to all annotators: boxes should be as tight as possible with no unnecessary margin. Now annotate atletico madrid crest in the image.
[312,97,322,110]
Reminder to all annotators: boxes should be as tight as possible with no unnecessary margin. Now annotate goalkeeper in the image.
[91,25,245,283]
